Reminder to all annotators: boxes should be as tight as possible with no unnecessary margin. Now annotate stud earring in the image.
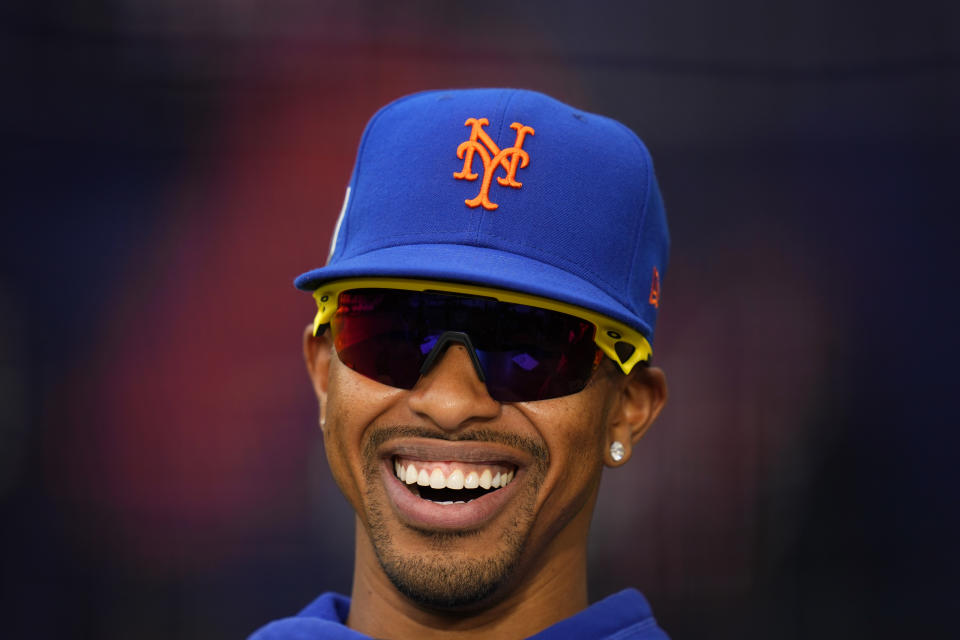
[609,441,626,463]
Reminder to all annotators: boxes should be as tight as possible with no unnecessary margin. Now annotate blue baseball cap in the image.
[295,88,669,347]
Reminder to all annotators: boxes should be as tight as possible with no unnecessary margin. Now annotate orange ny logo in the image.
[453,118,535,210]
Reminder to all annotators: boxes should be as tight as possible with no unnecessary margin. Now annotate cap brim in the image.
[294,243,652,339]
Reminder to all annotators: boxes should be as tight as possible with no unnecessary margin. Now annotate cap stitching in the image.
[475,89,513,245]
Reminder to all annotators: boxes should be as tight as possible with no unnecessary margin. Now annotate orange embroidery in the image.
[648,266,661,308]
[454,118,535,210]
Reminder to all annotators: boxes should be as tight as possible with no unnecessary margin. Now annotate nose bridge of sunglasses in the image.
[419,331,487,383]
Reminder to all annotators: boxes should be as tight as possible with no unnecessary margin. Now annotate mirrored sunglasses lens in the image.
[331,289,600,401]
[331,291,426,388]
[475,320,600,402]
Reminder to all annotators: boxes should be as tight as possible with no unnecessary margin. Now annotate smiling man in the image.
[250,89,671,639]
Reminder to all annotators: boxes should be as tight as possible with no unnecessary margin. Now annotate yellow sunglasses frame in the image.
[311,277,653,375]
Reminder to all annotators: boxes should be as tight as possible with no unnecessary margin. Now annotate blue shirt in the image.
[250,589,670,639]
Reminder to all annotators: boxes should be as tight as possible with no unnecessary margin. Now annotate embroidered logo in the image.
[454,118,535,210]
[649,266,661,308]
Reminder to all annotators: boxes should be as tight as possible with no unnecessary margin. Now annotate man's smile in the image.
[374,437,538,531]
[393,457,516,498]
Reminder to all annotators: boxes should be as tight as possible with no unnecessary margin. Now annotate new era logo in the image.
[649,266,661,308]
[453,117,535,210]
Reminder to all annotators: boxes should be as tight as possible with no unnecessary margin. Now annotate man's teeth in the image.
[394,459,515,491]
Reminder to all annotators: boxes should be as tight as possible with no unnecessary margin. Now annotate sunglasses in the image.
[311,278,652,403]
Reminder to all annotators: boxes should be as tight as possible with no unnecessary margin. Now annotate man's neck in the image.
[346,516,591,639]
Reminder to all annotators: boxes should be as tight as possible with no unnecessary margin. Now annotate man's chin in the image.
[377,538,525,611]
[365,496,531,611]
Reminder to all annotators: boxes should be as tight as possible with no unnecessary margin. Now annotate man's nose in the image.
[407,344,501,430]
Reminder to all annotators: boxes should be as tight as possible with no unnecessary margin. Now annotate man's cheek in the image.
[548,413,606,507]
[322,408,367,515]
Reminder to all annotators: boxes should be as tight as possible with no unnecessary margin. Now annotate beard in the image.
[360,427,548,610]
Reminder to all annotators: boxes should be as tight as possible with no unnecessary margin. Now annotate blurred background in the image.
[3,1,958,638]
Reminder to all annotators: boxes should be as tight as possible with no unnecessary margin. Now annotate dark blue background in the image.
[3,1,958,638]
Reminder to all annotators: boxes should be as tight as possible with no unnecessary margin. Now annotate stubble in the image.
[360,427,548,610]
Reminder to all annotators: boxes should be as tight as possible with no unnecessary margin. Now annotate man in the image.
[251,88,670,639]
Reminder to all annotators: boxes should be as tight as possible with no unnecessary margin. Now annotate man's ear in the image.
[303,324,333,431]
[603,366,667,467]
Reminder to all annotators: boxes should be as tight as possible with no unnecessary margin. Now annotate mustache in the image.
[362,425,549,464]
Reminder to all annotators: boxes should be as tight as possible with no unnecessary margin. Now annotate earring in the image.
[609,441,626,463]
